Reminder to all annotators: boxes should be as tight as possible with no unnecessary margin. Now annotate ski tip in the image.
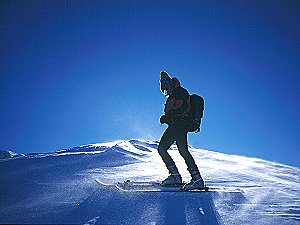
[95,178,105,185]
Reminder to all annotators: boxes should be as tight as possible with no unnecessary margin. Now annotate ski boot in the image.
[162,165,182,186]
[182,168,206,190]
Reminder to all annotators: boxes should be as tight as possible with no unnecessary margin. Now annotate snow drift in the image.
[0,140,299,224]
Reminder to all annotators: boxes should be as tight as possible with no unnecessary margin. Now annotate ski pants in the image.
[158,123,199,173]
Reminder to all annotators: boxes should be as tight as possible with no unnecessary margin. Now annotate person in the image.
[158,71,205,190]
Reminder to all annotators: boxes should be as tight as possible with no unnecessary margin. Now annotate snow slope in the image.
[0,140,299,224]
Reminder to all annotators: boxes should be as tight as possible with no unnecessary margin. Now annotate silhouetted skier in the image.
[158,71,205,190]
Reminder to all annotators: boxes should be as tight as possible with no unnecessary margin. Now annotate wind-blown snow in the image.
[0,140,299,224]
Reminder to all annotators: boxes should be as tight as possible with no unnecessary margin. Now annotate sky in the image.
[1,1,299,167]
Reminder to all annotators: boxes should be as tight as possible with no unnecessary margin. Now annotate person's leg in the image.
[158,126,182,185]
[157,126,176,168]
[175,129,199,172]
[175,129,205,189]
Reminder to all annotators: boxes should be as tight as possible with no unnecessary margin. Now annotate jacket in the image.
[163,84,190,126]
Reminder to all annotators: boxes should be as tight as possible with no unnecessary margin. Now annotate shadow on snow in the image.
[64,186,224,225]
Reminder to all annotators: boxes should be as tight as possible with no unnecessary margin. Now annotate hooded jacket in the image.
[164,77,190,125]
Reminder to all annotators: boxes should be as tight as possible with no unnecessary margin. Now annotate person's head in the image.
[160,71,180,95]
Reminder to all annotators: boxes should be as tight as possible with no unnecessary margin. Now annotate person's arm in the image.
[160,97,174,125]
[172,88,190,117]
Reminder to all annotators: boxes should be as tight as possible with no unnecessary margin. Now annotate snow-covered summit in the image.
[58,139,159,155]
[0,149,19,159]
[0,139,299,224]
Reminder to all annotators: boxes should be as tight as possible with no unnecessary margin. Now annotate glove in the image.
[160,115,166,124]
[160,115,170,124]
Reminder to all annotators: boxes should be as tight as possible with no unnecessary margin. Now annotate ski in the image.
[95,179,241,193]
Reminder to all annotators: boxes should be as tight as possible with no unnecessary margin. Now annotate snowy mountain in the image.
[0,149,20,159]
[0,140,299,224]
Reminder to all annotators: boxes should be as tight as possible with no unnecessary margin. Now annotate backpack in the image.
[188,94,204,133]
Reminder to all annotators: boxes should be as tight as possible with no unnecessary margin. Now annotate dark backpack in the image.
[188,94,204,133]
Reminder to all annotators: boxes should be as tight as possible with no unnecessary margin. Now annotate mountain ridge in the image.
[1,139,299,171]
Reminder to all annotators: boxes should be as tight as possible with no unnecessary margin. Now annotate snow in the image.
[0,139,299,224]
[0,149,19,159]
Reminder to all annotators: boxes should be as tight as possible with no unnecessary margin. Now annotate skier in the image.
[158,71,205,190]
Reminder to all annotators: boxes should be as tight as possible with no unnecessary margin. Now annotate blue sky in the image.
[1,1,299,167]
